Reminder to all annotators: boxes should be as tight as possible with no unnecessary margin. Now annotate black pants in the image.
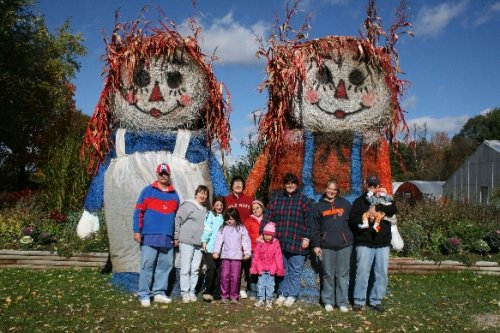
[203,252,221,298]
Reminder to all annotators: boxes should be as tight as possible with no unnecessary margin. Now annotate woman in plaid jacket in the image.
[260,173,313,307]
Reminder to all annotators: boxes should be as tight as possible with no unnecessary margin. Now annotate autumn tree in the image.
[0,0,86,190]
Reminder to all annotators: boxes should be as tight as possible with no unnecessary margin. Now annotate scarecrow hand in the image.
[76,210,100,239]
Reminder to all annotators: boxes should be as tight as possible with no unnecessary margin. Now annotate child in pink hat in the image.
[250,222,285,308]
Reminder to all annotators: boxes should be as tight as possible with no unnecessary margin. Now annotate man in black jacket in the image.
[349,174,397,313]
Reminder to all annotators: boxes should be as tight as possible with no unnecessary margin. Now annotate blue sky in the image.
[37,0,500,159]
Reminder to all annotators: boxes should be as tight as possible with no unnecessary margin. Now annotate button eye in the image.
[167,71,183,89]
[316,65,333,85]
[349,68,365,86]
[133,63,151,87]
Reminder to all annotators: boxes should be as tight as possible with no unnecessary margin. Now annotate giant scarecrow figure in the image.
[77,15,231,281]
[245,0,411,201]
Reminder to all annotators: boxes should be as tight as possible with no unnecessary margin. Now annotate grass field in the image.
[0,269,498,332]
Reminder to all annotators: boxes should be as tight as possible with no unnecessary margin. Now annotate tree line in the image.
[390,108,500,181]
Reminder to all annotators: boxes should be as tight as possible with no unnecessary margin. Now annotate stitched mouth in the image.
[316,102,369,119]
[131,100,183,117]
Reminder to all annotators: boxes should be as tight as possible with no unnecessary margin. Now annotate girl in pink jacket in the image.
[250,222,285,308]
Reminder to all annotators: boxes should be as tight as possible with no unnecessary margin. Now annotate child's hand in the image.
[256,235,264,243]
[202,243,207,252]
[213,253,219,259]
[243,255,250,260]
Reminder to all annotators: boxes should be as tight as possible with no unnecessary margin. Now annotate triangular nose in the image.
[335,79,347,99]
[149,81,164,102]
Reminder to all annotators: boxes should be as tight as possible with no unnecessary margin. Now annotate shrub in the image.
[398,217,425,257]
[397,198,500,263]
[40,133,90,212]
[0,205,108,256]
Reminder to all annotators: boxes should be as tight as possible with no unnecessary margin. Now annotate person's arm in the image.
[174,202,189,242]
[242,228,252,259]
[302,195,314,239]
[275,242,285,276]
[212,229,224,258]
[310,204,321,249]
[250,244,261,274]
[132,188,147,242]
[201,213,213,243]
[349,197,365,231]
[301,195,313,249]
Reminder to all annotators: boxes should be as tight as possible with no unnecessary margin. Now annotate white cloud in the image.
[480,108,493,115]
[401,94,417,110]
[414,0,469,37]
[473,2,500,26]
[182,12,270,65]
[407,115,469,136]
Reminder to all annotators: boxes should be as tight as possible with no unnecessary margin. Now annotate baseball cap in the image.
[366,174,380,187]
[156,163,171,175]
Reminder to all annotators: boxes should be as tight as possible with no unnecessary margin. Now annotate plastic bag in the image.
[391,224,404,251]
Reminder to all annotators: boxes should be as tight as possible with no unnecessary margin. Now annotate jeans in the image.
[220,259,242,300]
[353,246,390,306]
[138,245,174,300]
[278,252,306,298]
[321,246,352,307]
[257,272,275,301]
[179,242,203,297]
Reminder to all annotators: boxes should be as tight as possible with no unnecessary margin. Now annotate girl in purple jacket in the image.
[213,208,252,303]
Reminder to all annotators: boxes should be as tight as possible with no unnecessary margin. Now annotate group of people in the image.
[133,163,397,313]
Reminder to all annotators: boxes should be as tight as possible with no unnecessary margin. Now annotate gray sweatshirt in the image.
[174,199,207,246]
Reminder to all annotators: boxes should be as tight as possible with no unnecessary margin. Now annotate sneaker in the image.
[249,295,256,301]
[239,290,248,299]
[339,305,349,313]
[283,296,296,307]
[202,294,214,302]
[220,298,229,304]
[230,299,238,304]
[369,304,385,313]
[275,295,287,306]
[254,300,265,308]
[182,295,191,303]
[324,304,334,312]
[140,298,151,307]
[265,300,273,309]
[189,294,197,302]
[352,303,364,311]
[153,295,172,304]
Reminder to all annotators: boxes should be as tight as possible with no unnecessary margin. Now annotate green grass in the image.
[0,269,498,332]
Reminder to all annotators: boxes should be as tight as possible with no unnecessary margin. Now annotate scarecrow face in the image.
[293,47,392,133]
[112,52,209,131]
